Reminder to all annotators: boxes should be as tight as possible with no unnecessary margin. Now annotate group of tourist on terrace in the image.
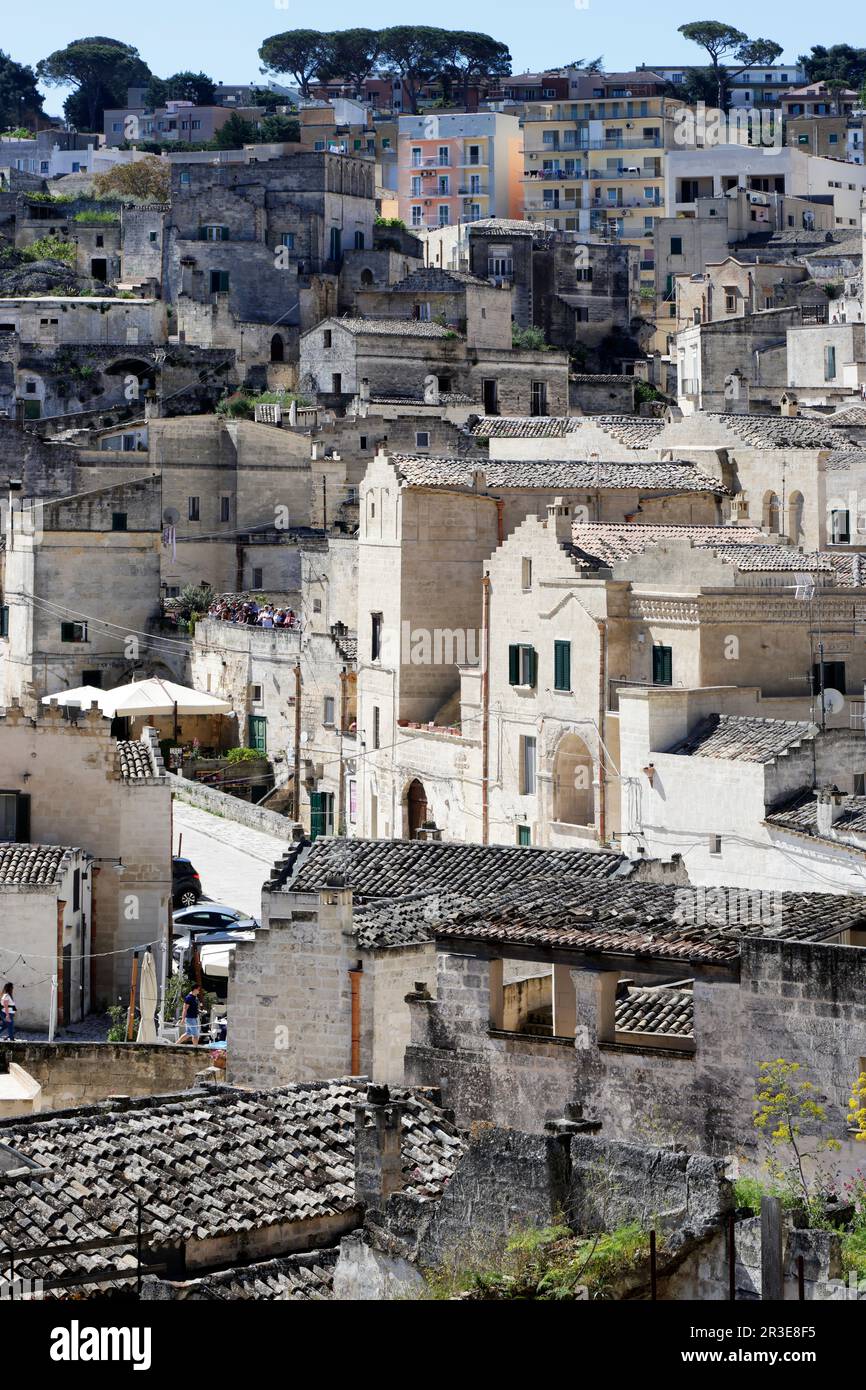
[207,598,302,630]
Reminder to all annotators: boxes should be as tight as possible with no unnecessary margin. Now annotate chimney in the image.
[354,1083,406,1215]
[780,393,799,418]
[546,496,573,544]
[815,785,844,836]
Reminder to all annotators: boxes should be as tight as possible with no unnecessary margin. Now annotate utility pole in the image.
[292,660,302,821]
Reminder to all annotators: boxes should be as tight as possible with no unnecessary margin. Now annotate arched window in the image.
[406,779,428,838]
[270,333,284,363]
[553,735,595,826]
[762,490,781,534]
[788,491,804,542]
[360,268,374,287]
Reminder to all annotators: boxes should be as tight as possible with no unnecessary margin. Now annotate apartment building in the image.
[103,100,265,146]
[665,144,866,230]
[642,61,807,107]
[397,113,522,232]
[521,72,679,300]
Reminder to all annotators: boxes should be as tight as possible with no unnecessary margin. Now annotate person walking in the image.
[178,984,203,1044]
[0,983,16,1041]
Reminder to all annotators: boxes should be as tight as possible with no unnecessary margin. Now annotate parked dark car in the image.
[172,857,202,908]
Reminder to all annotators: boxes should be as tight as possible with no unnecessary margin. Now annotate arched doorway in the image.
[762,490,781,534]
[270,333,284,363]
[407,778,428,838]
[552,734,594,826]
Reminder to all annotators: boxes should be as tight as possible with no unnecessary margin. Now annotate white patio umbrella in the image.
[99,677,233,718]
[41,685,111,713]
[136,949,159,1043]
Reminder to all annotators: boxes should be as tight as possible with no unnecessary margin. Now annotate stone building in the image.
[300,316,569,416]
[163,152,376,373]
[0,475,177,706]
[228,834,629,1089]
[617,685,866,893]
[0,707,171,1006]
[404,873,866,1171]
[0,844,92,1028]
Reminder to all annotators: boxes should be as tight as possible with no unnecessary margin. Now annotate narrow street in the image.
[173,800,291,918]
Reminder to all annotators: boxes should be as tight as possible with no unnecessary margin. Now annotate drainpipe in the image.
[496,498,504,546]
[596,618,607,845]
[481,573,491,844]
[292,660,302,822]
[349,965,362,1074]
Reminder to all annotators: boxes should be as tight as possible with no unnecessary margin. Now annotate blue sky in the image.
[4,1,855,116]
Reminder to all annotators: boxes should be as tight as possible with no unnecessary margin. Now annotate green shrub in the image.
[225,746,264,763]
[23,235,75,264]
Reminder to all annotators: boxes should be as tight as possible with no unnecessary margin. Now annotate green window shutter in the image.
[528,647,538,687]
[517,825,531,846]
[220,225,230,240]
[198,226,206,240]
[508,644,520,685]
[652,645,672,685]
[310,791,325,841]
[554,640,571,690]
[0,605,8,638]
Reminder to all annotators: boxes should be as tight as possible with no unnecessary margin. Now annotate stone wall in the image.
[407,936,866,1173]
[0,1042,208,1111]
[168,773,295,840]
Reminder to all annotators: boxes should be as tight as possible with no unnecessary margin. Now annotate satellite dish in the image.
[819,688,845,716]
[163,506,180,526]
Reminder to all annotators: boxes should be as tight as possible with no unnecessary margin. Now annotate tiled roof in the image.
[333,317,455,339]
[116,739,157,781]
[668,714,815,762]
[823,448,866,471]
[388,268,489,292]
[368,391,475,405]
[428,878,866,965]
[467,217,540,236]
[389,454,728,494]
[286,837,630,904]
[0,1081,464,1290]
[148,1250,337,1301]
[0,844,72,887]
[697,413,854,449]
[766,792,866,842]
[827,407,866,430]
[568,523,857,582]
[616,982,694,1038]
[469,415,666,448]
[571,374,638,385]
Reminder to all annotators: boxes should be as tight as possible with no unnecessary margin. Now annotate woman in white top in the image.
[1,983,15,1042]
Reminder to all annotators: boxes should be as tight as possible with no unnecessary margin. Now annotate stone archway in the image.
[270,333,285,363]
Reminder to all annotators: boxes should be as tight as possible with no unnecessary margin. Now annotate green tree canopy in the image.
[317,29,383,95]
[798,44,866,87]
[258,29,330,98]
[439,31,512,108]
[377,26,453,113]
[0,50,44,129]
[36,36,150,131]
[678,22,782,107]
[147,70,216,107]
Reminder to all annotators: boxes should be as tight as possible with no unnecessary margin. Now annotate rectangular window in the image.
[373,705,381,749]
[251,684,263,703]
[824,345,837,380]
[0,605,9,638]
[0,790,29,843]
[517,825,531,846]
[323,329,332,348]
[111,512,127,531]
[415,431,430,448]
[831,509,850,543]
[521,557,532,591]
[349,778,357,823]
[209,269,229,292]
[371,612,383,661]
[520,735,537,795]
[508,644,537,687]
[554,640,571,691]
[575,267,592,282]
[252,567,263,589]
[323,695,336,725]
[709,835,722,856]
[359,435,368,450]
[201,224,229,241]
[188,496,200,521]
[670,235,683,255]
[61,621,88,643]
[812,660,846,696]
[530,381,548,417]
[652,644,672,685]
[220,496,230,522]
[281,232,295,249]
